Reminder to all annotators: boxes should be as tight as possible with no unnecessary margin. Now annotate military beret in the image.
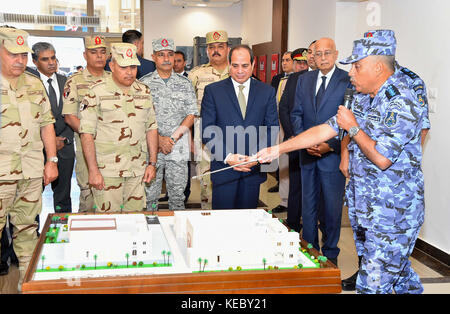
[152,38,175,52]
[292,48,308,61]
[206,30,228,45]
[84,35,107,49]
[0,27,32,54]
[340,29,397,64]
[111,43,141,67]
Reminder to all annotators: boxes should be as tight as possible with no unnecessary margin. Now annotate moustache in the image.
[212,52,221,57]
[12,63,25,69]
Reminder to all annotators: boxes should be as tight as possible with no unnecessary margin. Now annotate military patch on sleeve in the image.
[80,99,89,111]
[384,111,398,127]
[417,94,427,107]
[385,85,400,100]
[63,86,70,99]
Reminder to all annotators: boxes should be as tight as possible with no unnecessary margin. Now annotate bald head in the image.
[314,37,338,75]
[348,55,395,97]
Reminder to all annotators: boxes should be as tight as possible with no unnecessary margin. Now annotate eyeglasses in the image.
[315,51,335,58]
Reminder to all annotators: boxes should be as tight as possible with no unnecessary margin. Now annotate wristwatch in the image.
[148,161,157,167]
[349,126,361,138]
[48,156,58,163]
[170,136,177,143]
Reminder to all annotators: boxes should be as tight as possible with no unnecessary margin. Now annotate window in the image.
[95,0,141,33]
[2,0,88,32]
[132,249,137,256]
[1,0,141,34]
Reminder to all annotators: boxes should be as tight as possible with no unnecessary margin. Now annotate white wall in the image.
[240,0,273,46]
[288,0,337,51]
[143,0,242,59]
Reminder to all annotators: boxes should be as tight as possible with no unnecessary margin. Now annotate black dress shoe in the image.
[0,261,9,276]
[341,270,358,291]
[271,205,287,213]
[158,194,169,202]
[267,184,279,193]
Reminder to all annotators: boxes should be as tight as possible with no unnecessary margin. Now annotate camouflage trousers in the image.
[196,145,212,210]
[74,133,94,212]
[145,155,188,211]
[0,178,42,290]
[91,176,146,213]
[354,225,423,294]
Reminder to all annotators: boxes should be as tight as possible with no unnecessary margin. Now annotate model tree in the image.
[262,258,267,270]
[162,250,166,265]
[198,258,202,272]
[125,253,130,268]
[202,259,208,272]
[94,254,98,270]
[41,255,45,270]
[167,251,172,266]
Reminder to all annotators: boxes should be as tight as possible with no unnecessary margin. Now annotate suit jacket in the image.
[279,69,308,140]
[201,77,279,186]
[290,67,350,171]
[27,68,75,159]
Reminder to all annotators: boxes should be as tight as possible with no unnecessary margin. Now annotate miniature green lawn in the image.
[36,263,173,273]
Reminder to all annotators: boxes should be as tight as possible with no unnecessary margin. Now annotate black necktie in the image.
[315,75,327,108]
[47,78,58,107]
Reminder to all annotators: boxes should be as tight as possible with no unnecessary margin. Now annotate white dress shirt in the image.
[38,71,60,104]
[231,77,251,104]
[315,65,336,95]
[224,77,252,164]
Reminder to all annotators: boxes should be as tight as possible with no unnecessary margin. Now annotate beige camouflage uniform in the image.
[188,30,229,209]
[62,35,111,212]
[0,28,55,288]
[79,43,158,213]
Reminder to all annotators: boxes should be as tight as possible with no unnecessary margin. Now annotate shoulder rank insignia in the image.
[385,84,400,100]
[401,67,418,80]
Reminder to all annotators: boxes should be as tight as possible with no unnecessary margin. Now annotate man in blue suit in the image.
[290,38,349,265]
[201,45,279,209]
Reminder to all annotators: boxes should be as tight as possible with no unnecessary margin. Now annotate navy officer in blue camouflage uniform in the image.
[340,29,430,292]
[257,30,427,294]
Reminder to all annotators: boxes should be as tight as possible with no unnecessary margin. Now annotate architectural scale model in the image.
[32,210,320,281]
[173,209,306,270]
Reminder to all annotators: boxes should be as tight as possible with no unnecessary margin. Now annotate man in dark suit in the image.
[32,42,75,213]
[278,48,309,232]
[268,51,294,194]
[290,38,349,265]
[105,30,156,79]
[174,50,189,77]
[202,45,279,209]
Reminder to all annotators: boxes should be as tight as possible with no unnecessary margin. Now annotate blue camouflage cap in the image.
[340,29,397,64]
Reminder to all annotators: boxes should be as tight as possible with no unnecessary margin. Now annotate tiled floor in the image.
[0,173,448,294]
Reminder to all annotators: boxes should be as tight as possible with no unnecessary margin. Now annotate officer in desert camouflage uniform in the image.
[0,27,58,290]
[79,43,158,212]
[140,38,197,211]
[63,35,111,212]
[188,30,230,209]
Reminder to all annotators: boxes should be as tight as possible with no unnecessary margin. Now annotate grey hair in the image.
[373,55,395,72]
[31,42,55,61]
